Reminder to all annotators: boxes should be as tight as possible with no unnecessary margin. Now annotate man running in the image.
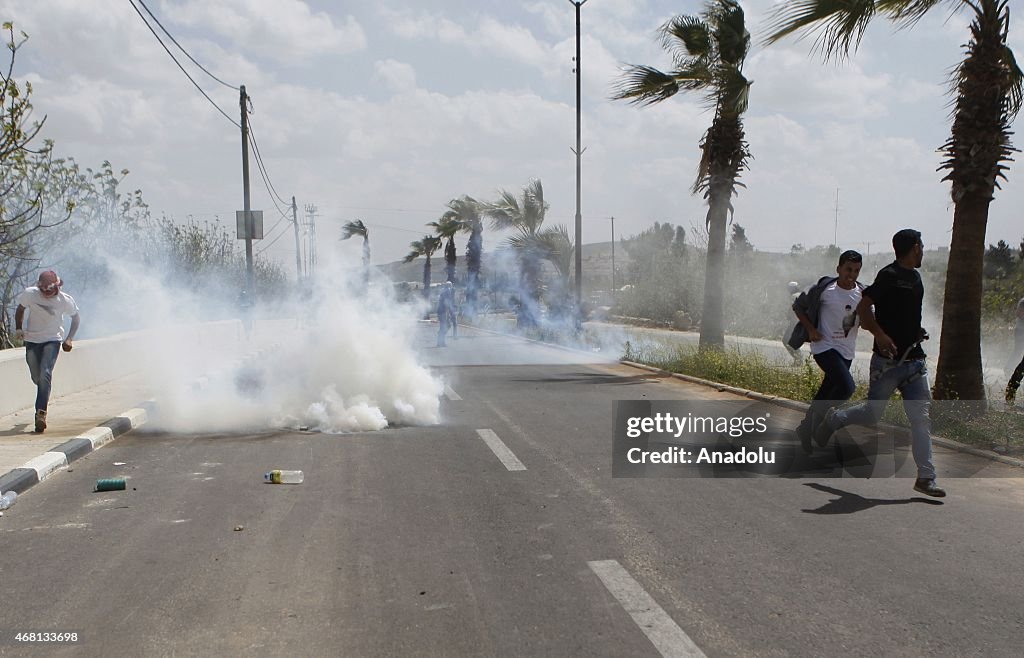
[792,250,865,454]
[814,230,945,498]
[14,270,81,433]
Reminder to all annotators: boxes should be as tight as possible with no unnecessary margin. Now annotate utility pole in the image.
[240,85,254,293]
[610,215,615,293]
[304,204,318,277]
[291,196,302,283]
[570,0,588,309]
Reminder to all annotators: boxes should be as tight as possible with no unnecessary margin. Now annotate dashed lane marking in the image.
[588,559,706,658]
[475,429,526,471]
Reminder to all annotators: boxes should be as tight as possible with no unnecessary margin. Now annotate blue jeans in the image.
[797,349,855,435]
[828,353,935,480]
[25,341,61,412]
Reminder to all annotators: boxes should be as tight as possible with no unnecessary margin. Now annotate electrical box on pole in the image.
[235,210,264,239]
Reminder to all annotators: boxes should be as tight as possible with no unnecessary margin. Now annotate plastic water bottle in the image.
[0,490,17,510]
[264,470,304,484]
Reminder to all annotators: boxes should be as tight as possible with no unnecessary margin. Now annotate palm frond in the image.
[709,0,750,66]
[428,214,459,238]
[535,224,574,278]
[403,235,441,262]
[1002,43,1023,118]
[483,189,522,231]
[522,178,548,234]
[716,67,753,115]
[659,16,712,64]
[610,65,682,105]
[340,219,367,241]
[762,0,878,60]
[876,0,945,26]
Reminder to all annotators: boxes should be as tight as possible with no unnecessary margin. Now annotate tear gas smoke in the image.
[54,232,444,434]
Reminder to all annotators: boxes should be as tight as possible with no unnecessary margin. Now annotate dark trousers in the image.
[25,341,61,412]
[1009,356,1024,394]
[797,348,855,435]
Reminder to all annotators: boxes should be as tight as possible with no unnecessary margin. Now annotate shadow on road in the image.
[0,424,33,437]
[801,482,944,515]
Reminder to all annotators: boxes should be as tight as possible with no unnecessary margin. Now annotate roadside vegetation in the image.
[623,339,1024,454]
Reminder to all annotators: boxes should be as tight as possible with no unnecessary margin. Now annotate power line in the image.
[247,117,290,207]
[256,220,292,253]
[127,0,239,128]
[135,0,238,91]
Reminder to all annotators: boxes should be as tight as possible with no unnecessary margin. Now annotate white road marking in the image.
[588,560,706,658]
[475,429,526,471]
[444,385,462,401]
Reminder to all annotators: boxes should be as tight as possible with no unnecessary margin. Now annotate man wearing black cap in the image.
[814,230,945,498]
[13,270,80,433]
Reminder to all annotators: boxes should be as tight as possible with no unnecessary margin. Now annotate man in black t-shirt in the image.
[814,229,945,498]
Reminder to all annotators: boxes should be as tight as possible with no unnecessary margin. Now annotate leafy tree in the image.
[617,222,693,322]
[0,24,88,347]
[613,0,753,350]
[730,222,753,253]
[765,0,1023,401]
[984,239,1016,279]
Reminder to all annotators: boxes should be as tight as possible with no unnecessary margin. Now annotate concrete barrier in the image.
[0,319,294,418]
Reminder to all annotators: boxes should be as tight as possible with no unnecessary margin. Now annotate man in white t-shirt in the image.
[13,270,80,433]
[791,251,864,454]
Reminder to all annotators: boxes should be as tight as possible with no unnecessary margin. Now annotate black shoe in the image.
[913,478,946,498]
[812,407,836,447]
[1006,386,1016,405]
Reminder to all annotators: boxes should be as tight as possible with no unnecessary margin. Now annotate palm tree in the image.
[340,219,370,286]
[403,235,442,305]
[533,224,576,322]
[483,178,550,328]
[442,196,484,315]
[428,215,460,283]
[764,0,1022,402]
[612,0,753,350]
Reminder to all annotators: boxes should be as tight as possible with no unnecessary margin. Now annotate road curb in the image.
[0,400,157,496]
[619,359,1024,471]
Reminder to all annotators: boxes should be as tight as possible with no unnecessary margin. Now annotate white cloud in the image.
[1,0,1021,268]
[167,0,366,59]
[373,59,417,92]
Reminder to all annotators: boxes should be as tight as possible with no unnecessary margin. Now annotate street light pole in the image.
[570,0,588,310]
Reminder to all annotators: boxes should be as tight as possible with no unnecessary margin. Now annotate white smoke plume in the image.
[58,231,444,434]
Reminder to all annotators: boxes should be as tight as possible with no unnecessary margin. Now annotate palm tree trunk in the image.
[362,238,370,287]
[445,238,456,282]
[466,225,482,312]
[934,193,989,402]
[700,185,729,350]
[933,2,1011,405]
[422,257,432,304]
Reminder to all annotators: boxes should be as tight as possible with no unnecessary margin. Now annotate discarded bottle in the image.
[95,478,127,492]
[264,470,304,484]
[0,490,17,510]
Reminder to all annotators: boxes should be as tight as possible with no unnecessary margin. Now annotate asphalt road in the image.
[1,325,1022,657]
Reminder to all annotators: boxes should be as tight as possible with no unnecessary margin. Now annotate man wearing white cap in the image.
[13,270,80,433]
